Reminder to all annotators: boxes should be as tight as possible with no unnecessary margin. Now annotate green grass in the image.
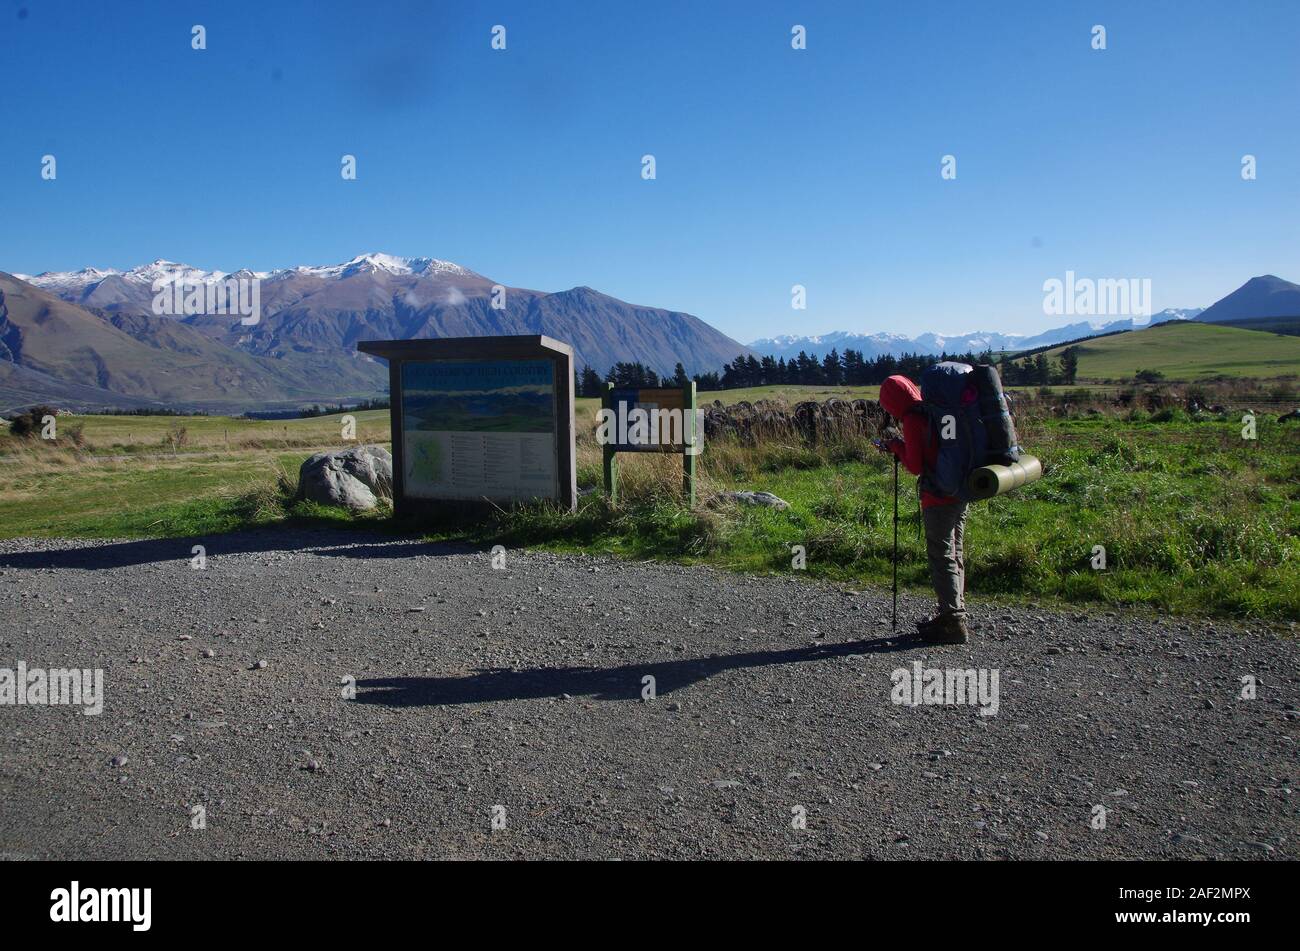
[1042,321,1300,381]
[20,409,392,453]
[4,401,1297,620]
[0,409,395,536]
[574,384,881,422]
[480,415,1299,621]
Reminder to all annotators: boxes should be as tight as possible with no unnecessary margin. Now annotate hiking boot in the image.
[915,614,968,645]
[914,615,949,634]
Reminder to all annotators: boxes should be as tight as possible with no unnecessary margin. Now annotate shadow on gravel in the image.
[355,636,916,707]
[0,528,485,570]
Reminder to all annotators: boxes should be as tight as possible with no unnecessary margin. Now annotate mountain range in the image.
[4,261,1295,415]
[2,253,752,413]
[748,310,1204,362]
[748,276,1300,362]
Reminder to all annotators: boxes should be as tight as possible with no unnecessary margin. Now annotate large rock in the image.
[298,445,393,510]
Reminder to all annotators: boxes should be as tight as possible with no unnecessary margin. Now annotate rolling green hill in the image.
[1043,320,1300,381]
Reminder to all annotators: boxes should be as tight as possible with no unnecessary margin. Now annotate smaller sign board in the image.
[605,386,695,453]
[601,382,700,506]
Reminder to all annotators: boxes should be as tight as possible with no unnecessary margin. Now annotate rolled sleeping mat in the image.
[966,454,1042,500]
[973,364,1021,462]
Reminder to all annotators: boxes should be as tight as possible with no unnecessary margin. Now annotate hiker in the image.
[877,374,970,644]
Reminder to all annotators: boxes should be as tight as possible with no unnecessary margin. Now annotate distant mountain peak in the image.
[127,260,206,282]
[749,309,1204,362]
[1196,274,1300,324]
[300,252,477,280]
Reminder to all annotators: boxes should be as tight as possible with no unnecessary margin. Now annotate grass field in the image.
[1042,320,1300,381]
[3,394,1297,620]
[550,411,1300,621]
[23,409,393,453]
[0,409,387,537]
[575,384,883,422]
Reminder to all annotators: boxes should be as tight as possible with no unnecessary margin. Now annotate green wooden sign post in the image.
[682,380,697,507]
[601,383,619,504]
[602,381,698,507]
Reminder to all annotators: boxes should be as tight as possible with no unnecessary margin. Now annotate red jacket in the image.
[878,374,959,509]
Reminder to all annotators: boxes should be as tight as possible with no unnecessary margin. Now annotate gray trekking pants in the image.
[922,501,968,617]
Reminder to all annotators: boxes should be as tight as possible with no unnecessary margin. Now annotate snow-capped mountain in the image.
[12,253,510,332]
[2,253,753,412]
[20,265,124,288]
[15,253,473,294]
[749,310,1203,361]
[279,252,476,281]
[748,329,1025,362]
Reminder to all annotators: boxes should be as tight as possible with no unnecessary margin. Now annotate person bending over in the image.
[877,374,970,645]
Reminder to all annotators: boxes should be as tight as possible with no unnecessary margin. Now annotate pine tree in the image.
[1060,347,1079,385]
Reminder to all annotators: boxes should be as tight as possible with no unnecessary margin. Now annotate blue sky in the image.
[3,0,1297,340]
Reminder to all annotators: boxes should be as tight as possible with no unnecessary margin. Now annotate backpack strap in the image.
[906,403,941,489]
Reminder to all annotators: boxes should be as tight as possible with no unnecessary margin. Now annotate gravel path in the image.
[0,528,1295,860]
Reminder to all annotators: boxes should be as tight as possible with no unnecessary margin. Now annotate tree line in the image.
[577,361,691,396]
[576,346,1080,396]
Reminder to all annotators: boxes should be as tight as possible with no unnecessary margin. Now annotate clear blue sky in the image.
[4,0,1297,340]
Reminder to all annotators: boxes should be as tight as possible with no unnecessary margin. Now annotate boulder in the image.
[298,445,393,510]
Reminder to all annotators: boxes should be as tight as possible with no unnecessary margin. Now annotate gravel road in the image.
[1,527,1295,860]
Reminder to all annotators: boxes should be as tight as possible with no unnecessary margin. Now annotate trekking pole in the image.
[892,454,899,633]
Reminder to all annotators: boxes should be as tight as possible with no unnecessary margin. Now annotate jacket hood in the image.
[879,374,921,419]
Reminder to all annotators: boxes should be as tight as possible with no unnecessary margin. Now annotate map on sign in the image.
[400,359,558,501]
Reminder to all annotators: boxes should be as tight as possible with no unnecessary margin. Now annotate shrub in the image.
[7,405,59,439]
[164,423,190,451]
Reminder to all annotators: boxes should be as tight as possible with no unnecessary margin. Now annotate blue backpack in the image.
[914,362,1020,501]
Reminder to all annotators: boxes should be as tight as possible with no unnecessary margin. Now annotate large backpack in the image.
[914,362,1021,500]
